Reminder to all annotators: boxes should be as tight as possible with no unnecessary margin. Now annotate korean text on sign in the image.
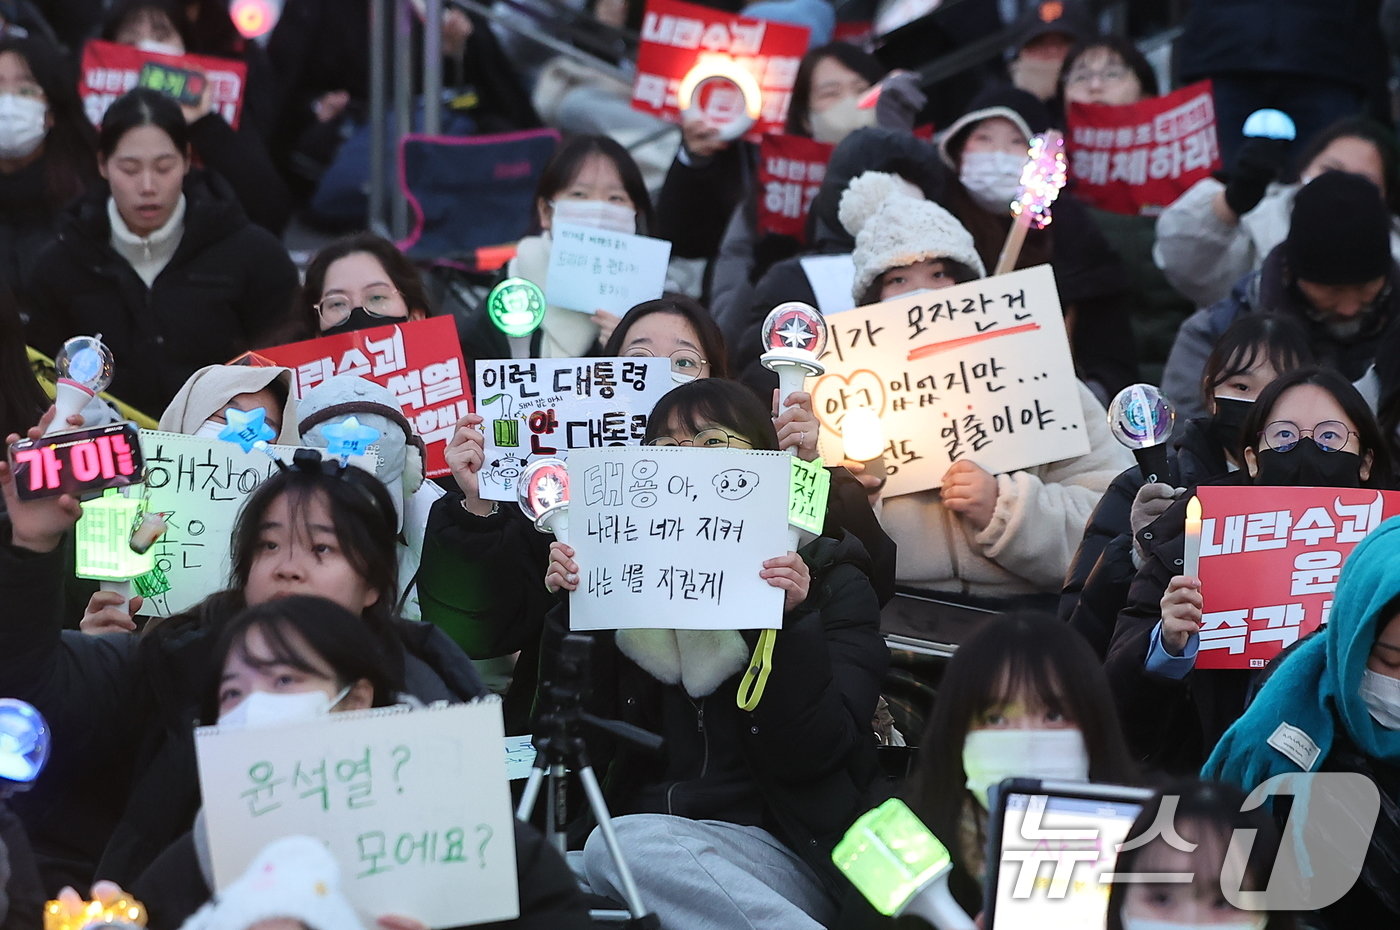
[80,39,247,128]
[1194,486,1400,670]
[757,134,833,241]
[196,700,519,928]
[569,446,792,631]
[252,316,472,479]
[810,264,1088,497]
[1065,79,1221,216]
[631,0,810,141]
[544,223,672,317]
[473,357,673,501]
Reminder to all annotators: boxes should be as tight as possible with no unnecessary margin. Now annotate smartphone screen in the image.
[137,61,207,107]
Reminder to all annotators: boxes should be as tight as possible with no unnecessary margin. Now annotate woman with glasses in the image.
[23,88,297,419]
[1104,366,1393,774]
[300,232,431,338]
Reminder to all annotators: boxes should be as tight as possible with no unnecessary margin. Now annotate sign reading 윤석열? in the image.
[196,700,519,928]
[473,357,673,501]
[810,264,1087,497]
[544,223,672,316]
[1195,486,1400,670]
[569,446,791,631]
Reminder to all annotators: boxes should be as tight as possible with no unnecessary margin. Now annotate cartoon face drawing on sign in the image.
[482,453,527,489]
[714,468,760,500]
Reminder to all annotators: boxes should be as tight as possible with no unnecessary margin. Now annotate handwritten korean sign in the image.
[79,39,247,128]
[544,223,672,316]
[757,133,832,241]
[135,430,295,617]
[1195,487,1400,670]
[196,700,518,928]
[810,264,1088,497]
[1066,80,1221,216]
[632,0,809,141]
[569,446,790,630]
[473,357,672,501]
[789,456,830,536]
[250,316,472,479]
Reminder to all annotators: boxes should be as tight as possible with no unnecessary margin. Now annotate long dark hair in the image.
[0,36,98,208]
[98,87,190,161]
[784,42,887,137]
[204,595,403,723]
[1239,366,1391,487]
[1200,314,1313,404]
[531,134,654,236]
[0,287,47,437]
[903,612,1138,912]
[300,232,433,334]
[602,294,730,380]
[1290,116,1400,214]
[644,377,779,450]
[1105,779,1297,930]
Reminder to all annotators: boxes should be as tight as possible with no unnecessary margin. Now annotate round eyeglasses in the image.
[315,286,402,326]
[647,428,752,449]
[1261,420,1357,454]
[623,347,707,376]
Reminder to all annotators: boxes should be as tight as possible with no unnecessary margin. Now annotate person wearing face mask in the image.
[1162,170,1400,426]
[1063,315,1314,659]
[1203,509,1400,927]
[938,84,1139,402]
[156,364,299,444]
[297,232,432,341]
[834,612,1138,929]
[1106,368,1394,777]
[1104,780,1296,930]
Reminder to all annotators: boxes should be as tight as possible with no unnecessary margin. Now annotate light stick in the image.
[1183,495,1202,580]
[760,302,828,453]
[1107,384,1175,484]
[517,457,570,543]
[486,277,546,361]
[47,335,114,436]
[993,130,1067,275]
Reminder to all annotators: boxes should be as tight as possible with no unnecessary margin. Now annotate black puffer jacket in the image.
[540,529,889,894]
[22,172,297,418]
[0,532,487,891]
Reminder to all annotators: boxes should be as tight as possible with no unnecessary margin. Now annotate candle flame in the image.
[1186,495,1201,523]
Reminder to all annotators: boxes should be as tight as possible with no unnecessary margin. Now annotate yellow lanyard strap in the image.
[736,628,777,712]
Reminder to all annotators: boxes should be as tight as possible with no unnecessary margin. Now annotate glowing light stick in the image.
[319,416,381,467]
[1107,384,1176,484]
[0,698,49,788]
[517,457,570,543]
[487,277,547,360]
[215,405,281,468]
[760,302,828,450]
[832,798,976,929]
[1183,495,1202,580]
[993,130,1066,275]
[48,335,114,436]
[677,55,763,142]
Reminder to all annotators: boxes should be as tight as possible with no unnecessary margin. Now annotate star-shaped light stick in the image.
[320,416,382,467]
[216,406,279,462]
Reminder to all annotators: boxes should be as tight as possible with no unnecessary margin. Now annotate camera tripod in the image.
[517,634,664,928]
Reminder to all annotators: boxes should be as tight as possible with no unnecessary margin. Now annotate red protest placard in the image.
[1195,486,1400,670]
[633,0,809,142]
[79,39,248,129]
[1066,80,1221,216]
[756,133,832,241]
[250,317,472,479]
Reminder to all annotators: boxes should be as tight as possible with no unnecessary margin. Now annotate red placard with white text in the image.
[1195,486,1400,670]
[247,317,471,479]
[79,39,247,129]
[756,134,832,241]
[1065,80,1220,216]
[632,0,809,142]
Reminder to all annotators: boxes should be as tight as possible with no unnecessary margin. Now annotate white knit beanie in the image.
[839,170,986,303]
[178,835,368,930]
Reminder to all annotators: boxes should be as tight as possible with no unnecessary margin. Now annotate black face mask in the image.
[1253,438,1364,488]
[1207,395,1255,454]
[322,306,391,337]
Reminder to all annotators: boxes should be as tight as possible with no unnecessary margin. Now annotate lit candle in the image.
[1183,495,1202,579]
[841,408,887,486]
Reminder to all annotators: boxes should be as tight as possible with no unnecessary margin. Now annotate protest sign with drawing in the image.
[544,224,672,317]
[568,446,792,630]
[473,357,672,502]
[79,39,247,128]
[632,0,809,142]
[246,316,472,479]
[1194,486,1400,670]
[809,264,1088,497]
[196,700,518,928]
[1066,80,1220,216]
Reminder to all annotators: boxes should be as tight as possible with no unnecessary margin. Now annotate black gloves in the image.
[1223,136,1292,217]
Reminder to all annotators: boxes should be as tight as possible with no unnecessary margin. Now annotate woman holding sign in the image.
[1106,367,1392,774]
[542,377,887,929]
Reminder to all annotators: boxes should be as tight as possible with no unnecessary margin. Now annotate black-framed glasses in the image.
[1065,66,1131,86]
[315,286,401,325]
[646,428,752,449]
[1261,420,1357,453]
[624,346,707,376]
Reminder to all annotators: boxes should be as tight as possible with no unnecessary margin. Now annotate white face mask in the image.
[136,39,184,56]
[962,727,1090,809]
[0,93,47,160]
[1361,668,1400,729]
[809,95,878,145]
[1121,917,1267,930]
[193,418,226,439]
[960,150,1026,214]
[220,685,350,729]
[550,199,637,234]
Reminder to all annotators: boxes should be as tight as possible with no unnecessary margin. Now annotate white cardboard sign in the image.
[196,700,519,929]
[474,357,673,501]
[569,446,790,630]
[810,264,1088,497]
[544,222,672,316]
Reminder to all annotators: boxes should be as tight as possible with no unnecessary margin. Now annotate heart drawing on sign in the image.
[810,369,887,435]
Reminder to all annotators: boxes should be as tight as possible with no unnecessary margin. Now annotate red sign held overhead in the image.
[1065,80,1221,216]
[1194,486,1400,670]
[756,133,832,241]
[632,0,810,143]
[79,39,248,129]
